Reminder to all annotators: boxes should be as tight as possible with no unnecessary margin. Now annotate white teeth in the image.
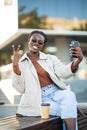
[33,46,38,49]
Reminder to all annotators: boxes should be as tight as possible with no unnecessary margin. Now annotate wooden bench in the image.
[78,116,87,130]
[77,105,87,130]
[0,116,63,130]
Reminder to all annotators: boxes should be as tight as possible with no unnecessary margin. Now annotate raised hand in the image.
[12,45,21,65]
[69,45,83,61]
[12,45,21,75]
[70,45,83,72]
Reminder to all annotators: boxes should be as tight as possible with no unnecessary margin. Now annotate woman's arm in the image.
[70,45,83,72]
[12,45,25,93]
[12,72,25,94]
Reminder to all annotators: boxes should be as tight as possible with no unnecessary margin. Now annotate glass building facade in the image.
[18,0,87,30]
[18,0,87,19]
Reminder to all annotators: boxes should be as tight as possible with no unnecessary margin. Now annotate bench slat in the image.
[0,116,63,130]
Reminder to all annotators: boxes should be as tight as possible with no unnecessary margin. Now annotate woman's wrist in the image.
[71,61,78,73]
[13,64,21,75]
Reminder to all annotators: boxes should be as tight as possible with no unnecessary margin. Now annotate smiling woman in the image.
[12,30,83,130]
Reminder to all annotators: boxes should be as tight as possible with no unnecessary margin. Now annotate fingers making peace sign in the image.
[12,45,22,75]
[12,45,22,65]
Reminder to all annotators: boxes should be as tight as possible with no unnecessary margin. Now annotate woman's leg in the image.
[64,118,76,130]
[53,89,78,130]
[41,84,78,130]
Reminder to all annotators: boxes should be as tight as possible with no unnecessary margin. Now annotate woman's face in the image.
[28,33,45,53]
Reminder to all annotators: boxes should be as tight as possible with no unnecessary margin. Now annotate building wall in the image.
[0,0,18,47]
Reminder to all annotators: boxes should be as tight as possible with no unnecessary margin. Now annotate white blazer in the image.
[12,51,74,116]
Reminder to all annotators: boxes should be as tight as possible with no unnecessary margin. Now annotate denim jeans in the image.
[41,83,78,130]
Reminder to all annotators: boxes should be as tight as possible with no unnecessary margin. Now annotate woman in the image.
[12,30,83,130]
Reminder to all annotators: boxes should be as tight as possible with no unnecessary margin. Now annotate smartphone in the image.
[70,40,80,47]
[70,40,80,58]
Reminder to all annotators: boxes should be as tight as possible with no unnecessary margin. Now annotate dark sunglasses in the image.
[31,39,44,45]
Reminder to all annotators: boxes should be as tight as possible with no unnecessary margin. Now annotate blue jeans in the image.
[41,83,78,130]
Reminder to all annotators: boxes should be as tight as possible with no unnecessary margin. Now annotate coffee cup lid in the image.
[41,103,50,106]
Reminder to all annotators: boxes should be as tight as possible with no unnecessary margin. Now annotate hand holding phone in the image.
[69,40,80,58]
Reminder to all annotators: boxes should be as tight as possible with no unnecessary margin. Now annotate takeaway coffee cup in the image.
[40,103,50,119]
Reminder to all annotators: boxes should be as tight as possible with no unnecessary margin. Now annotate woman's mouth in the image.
[33,45,38,49]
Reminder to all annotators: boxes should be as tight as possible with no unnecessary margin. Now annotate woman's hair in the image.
[28,30,47,44]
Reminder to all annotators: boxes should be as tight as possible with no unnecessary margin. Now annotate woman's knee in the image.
[65,90,76,100]
[53,89,77,103]
[62,90,77,106]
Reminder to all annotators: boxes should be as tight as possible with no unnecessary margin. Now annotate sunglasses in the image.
[31,39,44,45]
